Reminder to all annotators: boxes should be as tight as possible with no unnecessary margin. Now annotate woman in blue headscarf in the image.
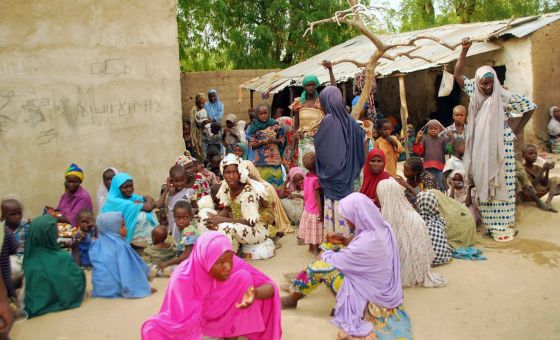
[314,86,365,238]
[204,89,224,124]
[90,212,153,298]
[101,173,158,245]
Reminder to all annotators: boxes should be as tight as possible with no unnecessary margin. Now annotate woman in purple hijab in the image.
[281,193,412,340]
[314,86,365,238]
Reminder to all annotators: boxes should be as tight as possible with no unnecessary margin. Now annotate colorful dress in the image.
[463,73,536,231]
[250,125,285,188]
[404,172,438,209]
[56,186,93,227]
[290,97,324,168]
[298,173,323,245]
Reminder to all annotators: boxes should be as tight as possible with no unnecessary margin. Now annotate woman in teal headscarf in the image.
[101,173,158,245]
[23,215,85,318]
[289,62,337,168]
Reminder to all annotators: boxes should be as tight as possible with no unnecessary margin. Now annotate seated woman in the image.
[23,215,85,318]
[90,212,153,298]
[49,163,93,227]
[282,193,412,340]
[244,160,293,235]
[101,173,158,245]
[141,231,282,339]
[377,178,447,288]
[417,192,452,266]
[205,154,274,253]
[395,157,438,209]
[277,167,305,226]
[247,105,286,188]
[96,167,119,215]
[360,149,391,208]
[548,106,560,154]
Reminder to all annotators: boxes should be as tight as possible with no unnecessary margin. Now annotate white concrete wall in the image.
[0,1,183,214]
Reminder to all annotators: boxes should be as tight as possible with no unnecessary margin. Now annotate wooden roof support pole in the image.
[399,76,410,160]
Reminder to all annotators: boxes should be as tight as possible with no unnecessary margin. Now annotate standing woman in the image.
[248,105,286,188]
[454,39,536,233]
[190,93,208,160]
[315,86,365,238]
[204,89,224,124]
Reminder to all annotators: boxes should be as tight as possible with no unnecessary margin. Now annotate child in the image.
[398,124,417,161]
[143,226,176,277]
[0,226,18,299]
[223,114,241,153]
[374,119,404,177]
[446,170,482,227]
[412,119,448,190]
[202,122,224,163]
[298,152,323,255]
[443,105,468,151]
[156,201,198,272]
[182,119,194,155]
[71,209,96,268]
[278,167,305,225]
[157,164,193,241]
[208,154,223,180]
[442,137,466,190]
[522,144,560,208]
[1,198,30,277]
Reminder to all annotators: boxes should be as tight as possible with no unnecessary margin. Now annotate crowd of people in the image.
[0,40,558,340]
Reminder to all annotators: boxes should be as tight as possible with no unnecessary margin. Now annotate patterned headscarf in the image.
[65,163,84,181]
[175,155,196,167]
[300,74,320,104]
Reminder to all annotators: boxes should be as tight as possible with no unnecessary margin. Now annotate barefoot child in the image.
[443,105,468,154]
[446,170,483,227]
[156,164,192,240]
[156,201,198,272]
[143,226,176,277]
[298,152,323,255]
[442,138,466,190]
[412,120,448,190]
[71,209,96,268]
[374,119,403,177]
[278,167,305,225]
[522,144,560,209]
[1,198,30,278]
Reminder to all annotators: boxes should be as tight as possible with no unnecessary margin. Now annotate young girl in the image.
[395,157,438,209]
[96,167,119,215]
[223,114,241,153]
[156,200,198,272]
[412,120,448,190]
[142,232,281,340]
[101,173,158,245]
[278,167,305,225]
[374,119,403,177]
[298,152,323,254]
[447,170,482,227]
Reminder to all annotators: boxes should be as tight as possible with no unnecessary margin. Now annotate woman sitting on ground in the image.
[23,215,85,318]
[548,106,560,154]
[417,192,452,265]
[142,231,282,340]
[395,157,438,209]
[205,154,274,253]
[101,173,158,245]
[49,163,93,227]
[282,193,412,340]
[360,149,391,208]
[377,178,447,287]
[247,105,286,188]
[90,212,154,298]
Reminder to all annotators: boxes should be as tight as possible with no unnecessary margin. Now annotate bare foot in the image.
[151,287,158,294]
[281,296,298,309]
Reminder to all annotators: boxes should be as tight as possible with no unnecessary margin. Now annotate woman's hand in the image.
[321,60,333,69]
[236,286,256,309]
[206,214,227,230]
[461,38,472,51]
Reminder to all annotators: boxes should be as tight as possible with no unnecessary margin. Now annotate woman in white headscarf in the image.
[454,39,536,234]
[96,167,119,215]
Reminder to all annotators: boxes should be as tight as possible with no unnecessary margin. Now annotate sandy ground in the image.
[11,168,560,339]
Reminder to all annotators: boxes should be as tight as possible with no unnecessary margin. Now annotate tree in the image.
[176,0,364,71]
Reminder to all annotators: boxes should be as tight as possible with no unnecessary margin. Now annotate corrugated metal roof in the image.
[241,13,560,94]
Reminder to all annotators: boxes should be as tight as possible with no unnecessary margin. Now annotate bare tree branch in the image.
[332,59,367,68]
[381,46,434,63]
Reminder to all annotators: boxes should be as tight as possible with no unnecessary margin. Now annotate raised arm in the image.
[454,39,472,90]
[321,60,337,86]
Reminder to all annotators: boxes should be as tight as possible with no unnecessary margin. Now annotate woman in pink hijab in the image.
[141,231,282,340]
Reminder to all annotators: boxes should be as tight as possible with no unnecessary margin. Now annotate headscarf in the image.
[101,173,156,242]
[246,108,277,136]
[314,86,365,200]
[90,212,151,298]
[141,232,282,340]
[548,106,560,136]
[446,169,468,202]
[96,167,119,215]
[243,160,293,233]
[352,69,376,120]
[237,120,248,143]
[204,89,224,122]
[417,191,451,265]
[321,193,402,337]
[175,155,196,167]
[300,74,320,104]
[377,178,447,288]
[65,163,84,181]
[235,143,249,160]
[360,149,391,206]
[23,215,85,318]
[464,66,512,201]
[287,167,305,191]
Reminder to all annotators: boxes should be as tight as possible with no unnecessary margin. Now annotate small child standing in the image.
[446,170,482,227]
[156,164,193,241]
[443,105,468,154]
[374,119,404,177]
[412,119,448,190]
[156,201,198,272]
[298,152,323,255]
[143,226,176,277]
[71,209,96,268]
[442,138,466,190]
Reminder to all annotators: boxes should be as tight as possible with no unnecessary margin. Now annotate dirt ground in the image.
[11,169,560,340]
